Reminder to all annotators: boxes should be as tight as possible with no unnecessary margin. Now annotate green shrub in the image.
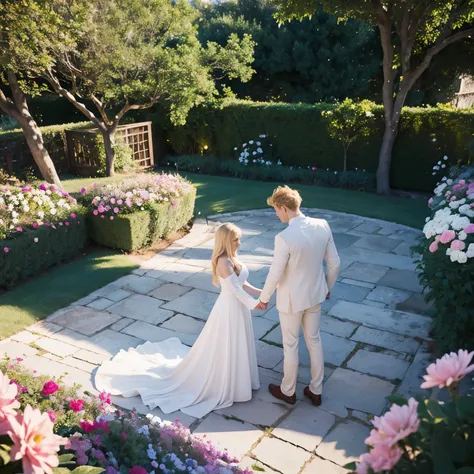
[168,155,376,191]
[150,99,474,192]
[87,188,196,251]
[96,135,136,176]
[0,207,88,289]
[415,166,474,353]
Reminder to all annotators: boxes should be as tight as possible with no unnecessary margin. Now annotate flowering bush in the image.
[0,359,251,474]
[349,349,474,474]
[416,164,474,351]
[0,183,79,240]
[81,173,193,221]
[234,134,281,167]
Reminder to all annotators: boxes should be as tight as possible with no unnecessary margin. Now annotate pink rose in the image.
[33,223,39,229]
[3,248,9,253]
[65,221,70,226]
[93,210,99,216]
[47,410,57,423]
[70,213,77,219]
[16,227,23,232]
[110,216,114,220]
[117,199,123,205]
[113,207,119,213]
[99,392,111,404]
[80,187,87,194]
[69,399,85,412]
[450,240,465,251]
[129,467,147,474]
[80,421,96,434]
[429,241,438,253]
[439,230,456,244]
[41,380,59,397]
[465,224,474,234]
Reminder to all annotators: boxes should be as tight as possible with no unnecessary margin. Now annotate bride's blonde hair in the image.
[211,223,242,287]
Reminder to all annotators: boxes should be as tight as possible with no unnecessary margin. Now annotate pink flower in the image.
[428,197,433,207]
[429,241,438,253]
[99,392,111,404]
[58,222,63,226]
[16,226,23,232]
[366,398,420,448]
[80,420,96,434]
[33,223,39,229]
[65,221,70,226]
[91,447,107,464]
[106,467,119,474]
[93,419,110,433]
[3,247,9,253]
[41,381,59,397]
[440,230,456,244]
[69,399,84,412]
[47,411,56,423]
[117,199,123,205]
[113,207,119,213]
[450,240,465,251]
[129,467,147,474]
[451,196,457,201]
[421,349,474,389]
[465,224,474,234]
[110,216,114,220]
[70,213,77,219]
[98,205,105,213]
[101,215,105,219]
[122,431,128,440]
[7,405,66,474]
[357,444,403,473]
[0,371,20,425]
[105,206,111,212]
[39,184,47,191]
[110,198,116,204]
[93,210,99,216]
[80,187,87,194]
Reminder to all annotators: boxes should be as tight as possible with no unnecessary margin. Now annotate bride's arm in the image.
[243,282,262,298]
[217,257,258,309]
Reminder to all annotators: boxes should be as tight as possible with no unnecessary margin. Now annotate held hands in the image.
[326,292,331,300]
[255,300,268,310]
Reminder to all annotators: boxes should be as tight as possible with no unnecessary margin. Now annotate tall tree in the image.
[0,0,67,187]
[270,0,474,194]
[38,0,255,176]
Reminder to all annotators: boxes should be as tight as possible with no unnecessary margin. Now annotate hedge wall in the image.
[0,209,88,289]
[87,188,196,251]
[151,100,474,193]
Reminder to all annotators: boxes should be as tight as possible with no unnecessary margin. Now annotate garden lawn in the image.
[64,171,429,228]
[0,250,138,339]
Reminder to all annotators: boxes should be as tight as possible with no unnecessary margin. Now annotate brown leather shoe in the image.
[304,386,322,406]
[268,384,296,405]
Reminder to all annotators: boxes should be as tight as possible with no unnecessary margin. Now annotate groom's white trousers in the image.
[279,303,324,396]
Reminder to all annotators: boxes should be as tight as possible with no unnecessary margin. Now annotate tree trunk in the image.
[0,72,62,187]
[102,129,116,177]
[343,144,348,172]
[17,115,62,187]
[376,124,397,195]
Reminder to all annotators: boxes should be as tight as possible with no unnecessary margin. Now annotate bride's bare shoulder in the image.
[216,255,233,278]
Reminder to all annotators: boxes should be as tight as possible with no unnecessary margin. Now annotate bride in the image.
[95,223,262,418]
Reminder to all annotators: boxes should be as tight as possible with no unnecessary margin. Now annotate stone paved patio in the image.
[1,208,438,473]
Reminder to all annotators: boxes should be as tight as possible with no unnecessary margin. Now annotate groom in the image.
[256,185,340,406]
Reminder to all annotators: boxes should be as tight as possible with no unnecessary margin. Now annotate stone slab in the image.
[49,306,121,336]
[89,329,144,356]
[35,337,79,357]
[62,356,98,372]
[160,314,205,335]
[108,294,172,325]
[239,457,279,474]
[354,222,381,234]
[340,279,375,289]
[110,317,135,332]
[362,299,387,309]
[253,318,277,340]
[340,247,416,271]
[347,349,410,380]
[396,293,433,315]
[162,289,218,321]
[73,349,109,365]
[322,368,395,417]
[332,233,360,250]
[350,326,420,354]
[366,286,412,305]
[180,271,219,294]
[302,457,349,474]
[331,282,370,303]
[392,242,413,256]
[330,301,432,339]
[255,340,284,369]
[194,413,263,460]
[29,321,64,337]
[120,275,165,294]
[251,436,311,474]
[377,269,423,293]
[321,316,359,338]
[0,341,38,359]
[10,331,40,344]
[87,298,115,311]
[397,344,431,399]
[156,262,202,284]
[316,420,370,466]
[272,404,336,451]
[341,262,390,284]
[148,283,191,301]
[122,321,197,347]
[216,397,288,427]
[353,235,402,253]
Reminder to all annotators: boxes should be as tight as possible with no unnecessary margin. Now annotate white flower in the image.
[234,147,237,151]
[467,243,474,259]
[442,164,446,168]
[458,251,468,264]
[257,147,263,154]
[256,141,261,146]
[242,143,247,147]
[458,231,467,241]
[447,179,453,185]
[259,134,266,138]
[249,140,254,145]
[437,161,441,165]
[252,151,257,155]
[365,111,373,117]
[443,155,448,160]
[34,237,39,243]
[450,249,460,262]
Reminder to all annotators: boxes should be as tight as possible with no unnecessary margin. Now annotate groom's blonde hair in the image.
[267,185,302,211]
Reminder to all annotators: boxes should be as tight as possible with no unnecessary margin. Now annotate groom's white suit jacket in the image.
[260,215,340,313]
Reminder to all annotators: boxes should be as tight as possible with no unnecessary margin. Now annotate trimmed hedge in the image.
[0,208,88,289]
[87,188,196,251]
[151,100,474,193]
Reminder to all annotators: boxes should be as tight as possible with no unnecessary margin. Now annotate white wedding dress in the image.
[95,263,260,418]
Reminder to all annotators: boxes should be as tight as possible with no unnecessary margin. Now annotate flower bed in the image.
[0,182,88,289]
[415,164,474,352]
[350,349,474,474]
[82,174,196,252]
[168,154,375,191]
[0,359,251,474]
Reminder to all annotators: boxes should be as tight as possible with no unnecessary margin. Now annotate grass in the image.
[0,250,138,339]
[63,171,429,229]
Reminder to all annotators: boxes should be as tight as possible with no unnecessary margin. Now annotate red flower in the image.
[99,392,111,404]
[41,380,59,397]
[69,399,85,412]
[129,467,147,474]
[80,421,96,434]
[93,419,110,433]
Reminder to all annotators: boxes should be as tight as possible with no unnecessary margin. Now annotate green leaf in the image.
[343,461,357,470]
[52,468,72,474]
[450,436,468,463]
[386,394,408,406]
[456,469,474,474]
[457,396,474,420]
[58,454,75,464]
[70,467,105,474]
[432,433,456,474]
[0,447,11,466]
